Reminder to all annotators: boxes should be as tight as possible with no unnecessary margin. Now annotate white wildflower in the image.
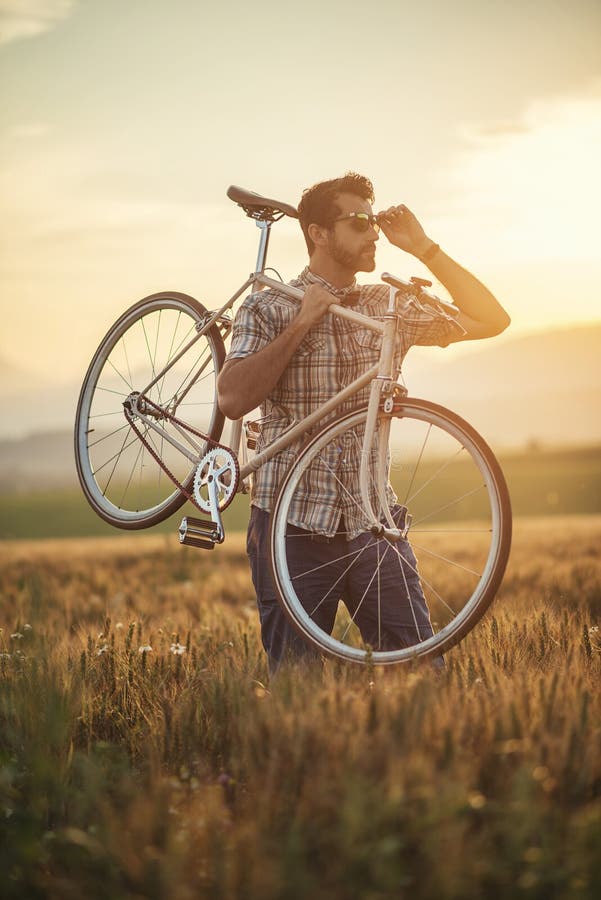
[170,642,186,655]
[23,624,32,631]
[138,645,153,654]
[96,644,109,656]
[10,633,23,640]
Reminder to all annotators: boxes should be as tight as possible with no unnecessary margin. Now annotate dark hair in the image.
[297,172,375,254]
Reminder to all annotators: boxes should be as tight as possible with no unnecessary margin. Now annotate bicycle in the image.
[75,185,512,666]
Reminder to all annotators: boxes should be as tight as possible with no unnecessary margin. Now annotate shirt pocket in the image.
[352,327,381,358]
[295,335,327,357]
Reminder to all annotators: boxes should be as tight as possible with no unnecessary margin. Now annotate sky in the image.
[1,0,600,385]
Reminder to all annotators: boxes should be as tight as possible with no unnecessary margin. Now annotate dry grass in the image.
[1,517,600,899]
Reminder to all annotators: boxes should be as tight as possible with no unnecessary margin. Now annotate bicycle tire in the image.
[75,292,226,529]
[269,398,511,665]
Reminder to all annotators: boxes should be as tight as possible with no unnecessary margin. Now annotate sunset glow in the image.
[0,0,599,389]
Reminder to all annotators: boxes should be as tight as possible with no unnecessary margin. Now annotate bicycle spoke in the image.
[334,533,427,646]
[152,309,162,403]
[163,316,198,370]
[402,423,431,506]
[387,539,457,619]
[100,428,135,497]
[411,528,492,534]
[118,434,147,509]
[92,429,145,479]
[410,483,487,528]
[406,445,466,506]
[171,345,216,409]
[312,433,381,527]
[88,421,130,449]
[88,410,130,420]
[308,541,373,620]
[105,356,134,392]
[122,332,133,390]
[290,544,370,578]
[339,539,384,641]
[409,542,482,578]
[141,317,158,386]
[94,384,131,399]
[395,542,430,642]
[155,310,184,407]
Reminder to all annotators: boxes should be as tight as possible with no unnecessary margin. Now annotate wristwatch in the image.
[420,242,441,263]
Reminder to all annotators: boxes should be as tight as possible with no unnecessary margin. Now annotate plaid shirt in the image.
[226,267,464,537]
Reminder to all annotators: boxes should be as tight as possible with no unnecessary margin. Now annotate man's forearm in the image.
[379,204,509,335]
[420,243,510,332]
[217,314,312,420]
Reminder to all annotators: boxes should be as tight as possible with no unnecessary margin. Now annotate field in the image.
[0,443,599,539]
[1,515,600,899]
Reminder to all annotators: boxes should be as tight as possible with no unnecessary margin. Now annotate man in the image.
[217,173,510,671]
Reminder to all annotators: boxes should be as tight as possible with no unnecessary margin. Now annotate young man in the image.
[217,173,510,671]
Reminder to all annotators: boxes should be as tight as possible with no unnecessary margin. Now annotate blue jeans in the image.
[246,506,443,672]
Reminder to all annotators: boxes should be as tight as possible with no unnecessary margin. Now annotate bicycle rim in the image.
[269,399,511,665]
[75,293,225,528]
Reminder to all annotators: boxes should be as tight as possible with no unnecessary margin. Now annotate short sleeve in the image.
[398,294,466,348]
[225,292,279,362]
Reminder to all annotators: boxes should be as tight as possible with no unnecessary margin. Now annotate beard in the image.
[326,233,376,272]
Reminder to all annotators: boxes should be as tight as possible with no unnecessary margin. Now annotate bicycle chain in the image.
[123,395,239,512]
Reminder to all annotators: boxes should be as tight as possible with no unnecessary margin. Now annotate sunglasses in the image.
[334,212,380,233]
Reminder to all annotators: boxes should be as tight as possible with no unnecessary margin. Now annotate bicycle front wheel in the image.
[75,292,226,529]
[269,399,511,665]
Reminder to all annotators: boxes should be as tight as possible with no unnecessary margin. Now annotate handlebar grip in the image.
[381,272,412,289]
[381,272,433,290]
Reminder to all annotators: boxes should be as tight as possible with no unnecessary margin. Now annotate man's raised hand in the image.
[378,204,432,259]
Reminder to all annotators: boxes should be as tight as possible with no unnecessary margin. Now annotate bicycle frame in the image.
[130,218,406,537]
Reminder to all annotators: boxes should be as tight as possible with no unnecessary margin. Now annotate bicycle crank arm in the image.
[178,472,226,550]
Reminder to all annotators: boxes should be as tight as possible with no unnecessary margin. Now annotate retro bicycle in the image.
[74,185,512,665]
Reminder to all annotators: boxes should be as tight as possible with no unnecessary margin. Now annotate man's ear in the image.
[308,222,329,248]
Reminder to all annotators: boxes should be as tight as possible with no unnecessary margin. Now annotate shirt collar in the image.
[298,267,360,303]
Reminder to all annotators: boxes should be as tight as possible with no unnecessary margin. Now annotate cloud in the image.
[435,88,601,264]
[0,0,77,46]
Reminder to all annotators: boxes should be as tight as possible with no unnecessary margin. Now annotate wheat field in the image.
[1,516,600,899]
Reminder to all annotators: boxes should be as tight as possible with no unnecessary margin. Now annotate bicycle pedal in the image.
[178,515,222,550]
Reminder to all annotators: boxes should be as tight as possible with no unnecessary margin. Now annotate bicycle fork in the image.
[360,285,409,543]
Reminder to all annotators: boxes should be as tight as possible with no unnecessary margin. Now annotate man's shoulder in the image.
[238,280,301,315]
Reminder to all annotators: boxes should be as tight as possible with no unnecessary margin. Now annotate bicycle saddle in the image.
[227,185,298,221]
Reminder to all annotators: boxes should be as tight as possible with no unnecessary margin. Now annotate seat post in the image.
[254,220,272,274]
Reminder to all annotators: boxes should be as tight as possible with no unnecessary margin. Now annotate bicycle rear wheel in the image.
[269,399,511,665]
[75,292,226,528]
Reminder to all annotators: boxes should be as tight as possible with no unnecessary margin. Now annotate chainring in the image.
[193,447,239,513]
